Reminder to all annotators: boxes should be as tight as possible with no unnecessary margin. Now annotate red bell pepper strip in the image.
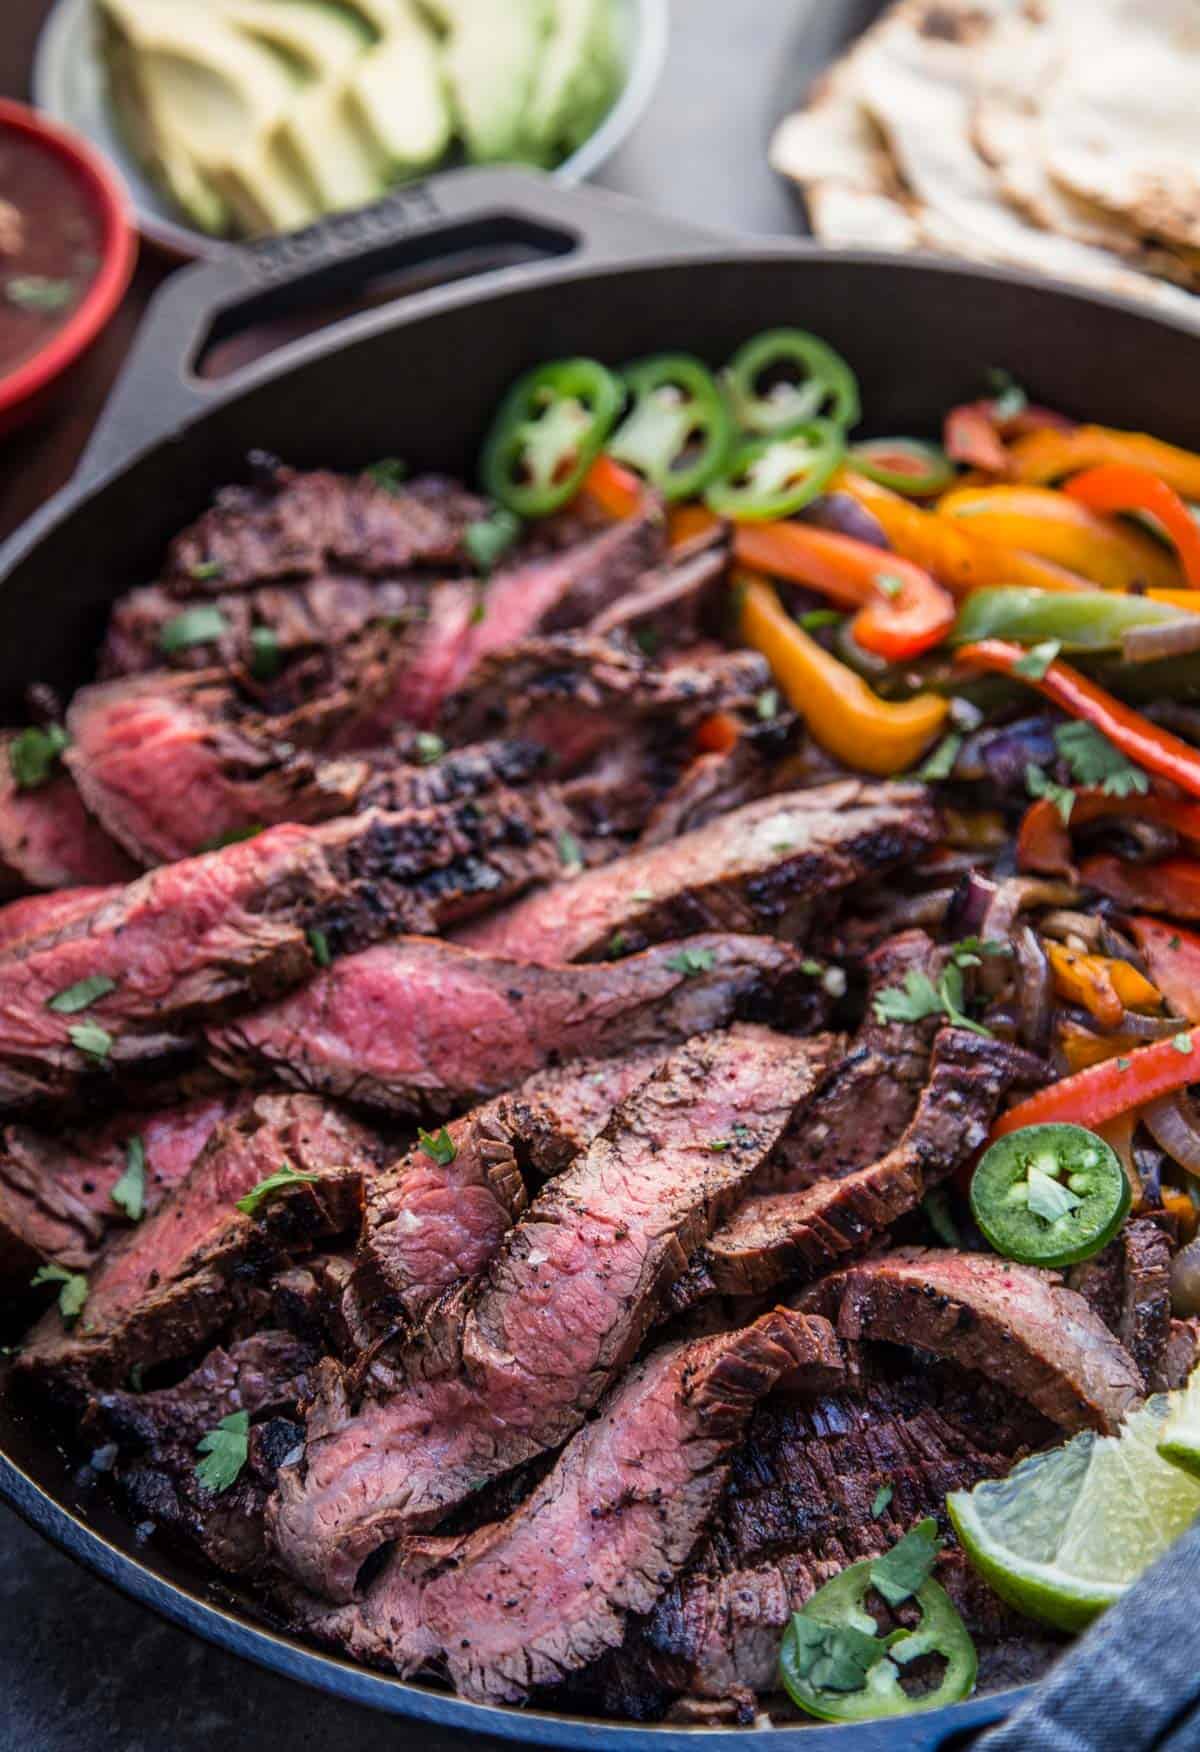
[1082,854,1200,920]
[944,403,1011,475]
[1131,917,1200,1024]
[955,638,1200,801]
[992,1027,1200,1138]
[580,455,647,521]
[732,521,955,661]
[1018,790,1200,876]
[693,711,741,755]
[668,503,722,549]
[1065,464,1200,589]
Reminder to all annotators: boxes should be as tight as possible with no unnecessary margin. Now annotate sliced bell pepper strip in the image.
[1018,790,1200,878]
[1064,464,1200,589]
[955,639,1200,800]
[693,711,741,755]
[1059,1020,1140,1075]
[992,1027,1200,1138]
[1163,1186,1200,1241]
[944,403,1012,475]
[732,521,956,661]
[1009,425,1200,500]
[668,502,722,548]
[737,574,948,774]
[1130,917,1200,1024]
[578,454,648,521]
[951,586,1185,652]
[1082,854,1200,920]
[833,469,1091,596]
[937,485,1181,592]
[1147,590,1200,613]
[1044,941,1161,1029]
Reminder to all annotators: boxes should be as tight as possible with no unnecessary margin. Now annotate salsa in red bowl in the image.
[0,99,135,437]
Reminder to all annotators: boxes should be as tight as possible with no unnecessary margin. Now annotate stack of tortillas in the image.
[770,0,1200,318]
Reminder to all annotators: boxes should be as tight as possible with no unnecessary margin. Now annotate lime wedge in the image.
[948,1395,1200,1632]
[1159,1370,1200,1480]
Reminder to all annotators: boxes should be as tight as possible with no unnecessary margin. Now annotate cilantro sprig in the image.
[195,1410,250,1493]
[236,1162,320,1217]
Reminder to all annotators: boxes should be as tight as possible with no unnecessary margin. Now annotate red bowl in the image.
[0,98,137,438]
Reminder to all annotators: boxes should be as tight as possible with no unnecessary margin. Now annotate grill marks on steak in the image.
[1071,1216,1174,1390]
[268,1026,838,1600]
[205,932,808,1115]
[0,797,565,1110]
[671,1028,1035,1309]
[0,738,136,892]
[18,1095,386,1397]
[455,781,939,964]
[813,1247,1144,1433]
[291,1308,845,1704]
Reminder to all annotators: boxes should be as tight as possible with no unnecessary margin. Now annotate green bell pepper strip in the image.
[971,1122,1131,1269]
[480,358,623,517]
[847,438,957,498]
[705,419,846,521]
[606,354,733,502]
[951,586,1188,652]
[724,328,861,435]
[779,1554,976,1723]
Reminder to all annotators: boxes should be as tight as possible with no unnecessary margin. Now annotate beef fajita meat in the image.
[206,932,813,1116]
[0,795,565,1111]
[269,1026,838,1600]
[0,1091,239,1287]
[163,466,487,595]
[17,1095,386,1398]
[0,885,122,956]
[671,1028,1042,1309]
[290,1308,845,1704]
[456,781,940,964]
[808,1247,1144,1433]
[634,715,809,850]
[0,738,136,893]
[587,537,729,648]
[356,1049,675,1322]
[1071,1216,1174,1390]
[354,737,549,814]
[592,1358,1057,1722]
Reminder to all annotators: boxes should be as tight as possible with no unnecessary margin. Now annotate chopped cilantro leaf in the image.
[1026,762,1075,824]
[874,969,944,1026]
[784,1615,888,1696]
[986,367,1028,421]
[188,559,224,582]
[870,1484,893,1520]
[801,959,823,976]
[665,947,717,977]
[557,830,584,872]
[160,605,228,654]
[31,1263,88,1322]
[68,1021,112,1062]
[1174,1033,1194,1055]
[365,458,407,494]
[915,732,963,782]
[465,509,521,577]
[1053,720,1149,798]
[199,823,264,853]
[307,927,332,969]
[869,1517,940,1606]
[112,1137,146,1223]
[414,732,444,765]
[796,608,842,631]
[418,1127,456,1167]
[10,723,69,790]
[47,975,116,1014]
[1170,935,1183,951]
[1117,1057,1132,1071]
[1013,640,1061,680]
[195,1410,250,1493]
[249,625,281,681]
[874,571,905,599]
[236,1162,320,1217]
[756,687,779,721]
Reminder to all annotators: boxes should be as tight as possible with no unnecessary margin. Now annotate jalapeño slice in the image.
[848,438,957,498]
[704,419,845,521]
[725,328,861,435]
[606,354,733,502]
[971,1122,1131,1269]
[480,358,622,517]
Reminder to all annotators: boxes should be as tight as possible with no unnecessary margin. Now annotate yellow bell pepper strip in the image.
[1131,917,1200,1025]
[1065,464,1200,589]
[955,638,1200,800]
[1044,940,1161,1029]
[736,574,948,774]
[1009,425,1200,500]
[1147,590,1200,613]
[1081,854,1200,920]
[992,1027,1200,1139]
[732,521,956,661]
[1059,1019,1140,1074]
[937,485,1181,593]
[833,469,1091,596]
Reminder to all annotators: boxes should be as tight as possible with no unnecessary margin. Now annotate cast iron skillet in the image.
[3,166,1200,1748]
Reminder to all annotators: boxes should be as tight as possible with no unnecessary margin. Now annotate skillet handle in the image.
[76,166,722,488]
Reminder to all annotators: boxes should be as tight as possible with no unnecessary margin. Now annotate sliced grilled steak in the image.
[18,1095,384,1399]
[587,539,728,648]
[0,885,121,956]
[1161,1318,1200,1390]
[163,467,487,594]
[291,1308,844,1703]
[269,1026,837,1599]
[456,781,939,964]
[1071,1217,1173,1390]
[206,933,810,1116]
[593,1359,1056,1722]
[0,797,564,1110]
[672,1029,1038,1308]
[355,737,548,814]
[357,1050,674,1322]
[0,1092,238,1286]
[635,716,809,850]
[811,1247,1144,1433]
[0,740,136,892]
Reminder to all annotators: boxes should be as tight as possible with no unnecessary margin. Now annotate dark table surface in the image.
[0,3,865,1748]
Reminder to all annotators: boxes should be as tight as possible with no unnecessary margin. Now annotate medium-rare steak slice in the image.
[1071,1216,1173,1390]
[0,737,136,894]
[163,466,487,594]
[207,932,811,1116]
[0,885,121,956]
[18,1095,385,1398]
[456,781,939,964]
[354,737,548,815]
[291,1308,845,1704]
[671,1029,1040,1308]
[587,538,728,648]
[0,1091,238,1287]
[635,715,809,850]
[0,796,564,1110]
[357,1049,675,1322]
[269,1026,838,1599]
[810,1247,1144,1433]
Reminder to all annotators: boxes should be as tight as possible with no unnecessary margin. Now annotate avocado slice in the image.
[275,78,384,215]
[346,0,452,177]
[423,0,549,164]
[526,0,622,163]
[214,0,373,76]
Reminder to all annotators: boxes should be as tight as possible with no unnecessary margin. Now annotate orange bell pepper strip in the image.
[1009,425,1200,500]
[1059,1020,1140,1075]
[692,711,741,755]
[736,574,948,775]
[1082,854,1200,920]
[992,1026,1200,1138]
[1018,790,1200,877]
[732,521,956,661]
[833,469,1091,596]
[579,455,648,521]
[668,503,722,549]
[944,403,1012,475]
[1130,917,1200,1024]
[955,639,1200,800]
[1065,464,1200,589]
[937,485,1180,592]
[1163,1185,1200,1241]
[1147,590,1200,613]
[1044,940,1161,1028]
